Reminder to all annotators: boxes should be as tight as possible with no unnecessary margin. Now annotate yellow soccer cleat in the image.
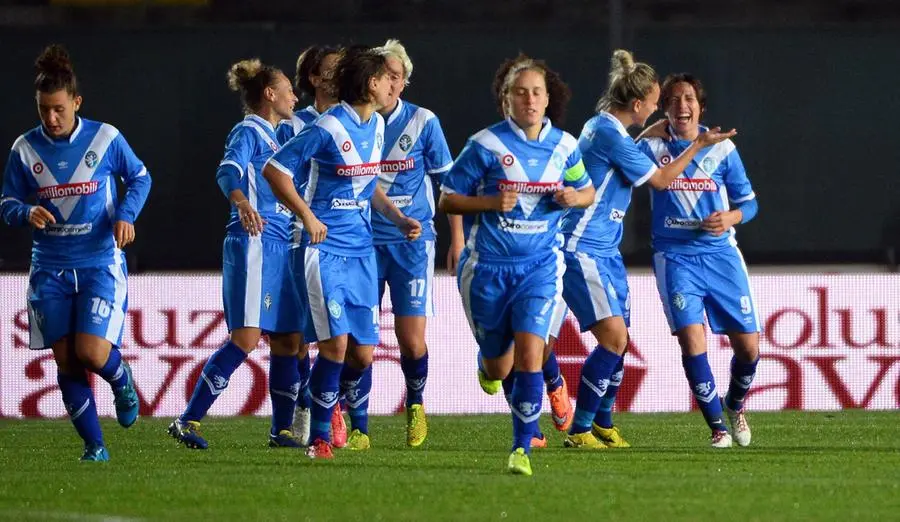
[592,424,631,448]
[346,429,371,451]
[477,369,502,395]
[507,448,533,476]
[563,431,608,449]
[406,404,428,447]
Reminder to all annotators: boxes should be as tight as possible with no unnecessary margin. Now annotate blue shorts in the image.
[457,249,565,359]
[652,247,760,334]
[303,247,379,345]
[376,240,435,317]
[561,251,631,331]
[26,250,128,350]
[222,235,303,334]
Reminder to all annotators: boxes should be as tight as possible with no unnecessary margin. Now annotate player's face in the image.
[383,56,406,111]
[369,69,393,110]
[313,53,340,101]
[507,69,549,130]
[37,89,81,139]
[270,73,298,120]
[664,81,701,136]
[634,82,660,127]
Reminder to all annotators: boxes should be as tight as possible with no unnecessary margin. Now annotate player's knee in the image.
[591,318,629,355]
[731,333,760,362]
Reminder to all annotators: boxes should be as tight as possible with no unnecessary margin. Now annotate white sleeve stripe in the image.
[0,196,23,205]
[427,162,454,174]
[134,166,148,178]
[267,158,293,179]
[218,160,244,178]
[731,192,756,204]
[633,165,658,187]
[440,185,458,194]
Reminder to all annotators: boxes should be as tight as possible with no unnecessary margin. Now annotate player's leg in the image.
[507,332,544,476]
[52,336,107,461]
[342,339,374,450]
[543,305,572,433]
[268,333,303,447]
[289,245,313,443]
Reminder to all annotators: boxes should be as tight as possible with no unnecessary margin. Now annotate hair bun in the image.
[35,44,74,75]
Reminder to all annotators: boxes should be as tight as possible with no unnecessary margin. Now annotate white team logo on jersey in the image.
[672,293,687,311]
[398,134,412,151]
[701,157,716,173]
[551,152,564,170]
[527,158,539,167]
[328,299,342,319]
[376,133,383,149]
[84,151,98,169]
[57,160,68,170]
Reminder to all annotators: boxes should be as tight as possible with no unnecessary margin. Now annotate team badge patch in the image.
[399,134,412,151]
[672,293,687,311]
[701,157,716,173]
[84,151,98,169]
[376,133,384,149]
[551,152,564,170]
[328,299,342,319]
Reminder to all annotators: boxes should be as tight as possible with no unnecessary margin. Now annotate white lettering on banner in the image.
[380,158,415,173]
[37,181,100,200]
[664,216,703,229]
[1,274,899,417]
[498,219,549,235]
[336,163,381,177]
[498,180,562,194]
[667,177,718,192]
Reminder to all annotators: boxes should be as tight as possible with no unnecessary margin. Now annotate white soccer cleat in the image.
[724,405,751,447]
[711,430,733,449]
[291,406,311,446]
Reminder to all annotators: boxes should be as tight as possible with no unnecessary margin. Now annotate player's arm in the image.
[447,214,465,275]
[0,148,54,229]
[216,127,267,236]
[703,147,758,236]
[439,140,516,214]
[643,127,738,190]
[372,185,421,241]
[111,133,152,248]
[553,151,595,208]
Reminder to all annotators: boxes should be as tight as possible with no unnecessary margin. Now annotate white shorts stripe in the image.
[576,252,612,323]
[459,250,479,338]
[104,250,128,343]
[733,246,761,331]
[243,236,263,328]
[652,252,676,332]
[544,248,566,343]
[425,240,436,317]
[304,248,331,341]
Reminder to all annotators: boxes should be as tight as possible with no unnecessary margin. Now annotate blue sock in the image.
[477,351,488,377]
[297,353,311,409]
[181,340,247,423]
[682,352,726,432]
[58,373,104,447]
[269,354,300,435]
[501,373,515,405]
[543,351,563,392]
[341,365,372,435]
[724,355,759,412]
[571,346,621,435]
[400,352,428,407]
[309,356,343,443]
[510,371,543,454]
[96,347,129,390]
[594,356,625,429]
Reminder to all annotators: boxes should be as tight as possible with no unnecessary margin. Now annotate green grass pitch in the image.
[1,410,898,521]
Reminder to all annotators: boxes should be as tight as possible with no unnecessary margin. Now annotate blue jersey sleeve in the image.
[636,139,657,163]
[422,117,454,179]
[276,120,295,146]
[609,133,658,187]
[724,146,755,204]
[562,146,590,190]
[440,140,492,196]
[111,133,151,224]
[266,125,328,189]
[0,149,34,227]
[216,126,254,199]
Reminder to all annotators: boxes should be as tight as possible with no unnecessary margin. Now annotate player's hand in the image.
[494,190,518,213]
[637,118,671,141]
[399,216,422,242]
[701,210,740,236]
[303,214,328,244]
[447,239,464,275]
[27,206,56,230]
[696,126,737,147]
[553,186,579,208]
[114,221,135,248]
[236,200,266,236]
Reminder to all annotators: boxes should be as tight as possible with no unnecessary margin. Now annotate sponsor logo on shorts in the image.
[43,223,93,236]
[336,163,380,177]
[672,293,687,311]
[37,181,100,200]
[389,195,413,208]
[498,218,548,235]
[498,180,562,194]
[331,198,363,210]
[609,208,626,223]
[328,299,342,319]
[264,293,272,310]
[667,177,718,192]
[664,216,702,229]
[381,158,415,173]
[275,202,292,216]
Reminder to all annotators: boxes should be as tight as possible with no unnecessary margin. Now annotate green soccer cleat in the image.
[406,404,428,447]
[477,369,502,395]
[507,448,532,476]
[346,429,371,450]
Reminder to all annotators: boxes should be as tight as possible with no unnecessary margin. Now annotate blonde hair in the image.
[227,58,281,114]
[596,49,658,112]
[375,38,413,84]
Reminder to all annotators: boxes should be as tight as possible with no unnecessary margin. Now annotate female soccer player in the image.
[0,45,150,461]
[439,55,595,476]
[639,73,759,448]
[559,50,736,449]
[263,47,422,460]
[168,58,306,450]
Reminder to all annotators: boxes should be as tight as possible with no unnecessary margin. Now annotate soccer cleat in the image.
[724,404,752,447]
[168,419,209,449]
[564,431,608,449]
[592,424,631,448]
[269,429,304,448]
[711,430,733,448]
[331,407,348,448]
[530,432,547,449]
[80,444,109,462]
[547,376,573,432]
[406,404,428,447]
[507,448,533,476]
[346,429,371,450]
[477,369,502,395]
[306,438,334,460]
[112,360,139,428]
[291,406,311,446]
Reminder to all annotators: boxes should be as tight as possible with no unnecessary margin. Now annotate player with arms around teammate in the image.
[168,59,306,450]
[263,47,422,460]
[0,45,150,461]
[639,73,759,448]
[440,55,595,476]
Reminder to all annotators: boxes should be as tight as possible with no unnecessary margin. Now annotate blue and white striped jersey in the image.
[372,99,453,244]
[441,118,589,261]
[639,128,756,254]
[266,102,385,257]
[561,111,658,256]
[0,117,151,269]
[276,105,321,144]
[216,114,291,242]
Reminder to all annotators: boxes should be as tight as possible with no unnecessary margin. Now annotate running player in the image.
[168,58,305,450]
[440,55,594,476]
[0,45,149,461]
[639,72,758,448]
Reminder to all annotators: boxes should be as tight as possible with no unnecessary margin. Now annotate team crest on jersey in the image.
[341,140,352,152]
[376,133,383,149]
[264,293,272,310]
[701,157,716,173]
[84,151,99,169]
[672,293,687,311]
[32,162,44,174]
[399,134,412,151]
[501,154,515,167]
[660,155,672,165]
[328,299,342,319]
[551,152,564,170]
